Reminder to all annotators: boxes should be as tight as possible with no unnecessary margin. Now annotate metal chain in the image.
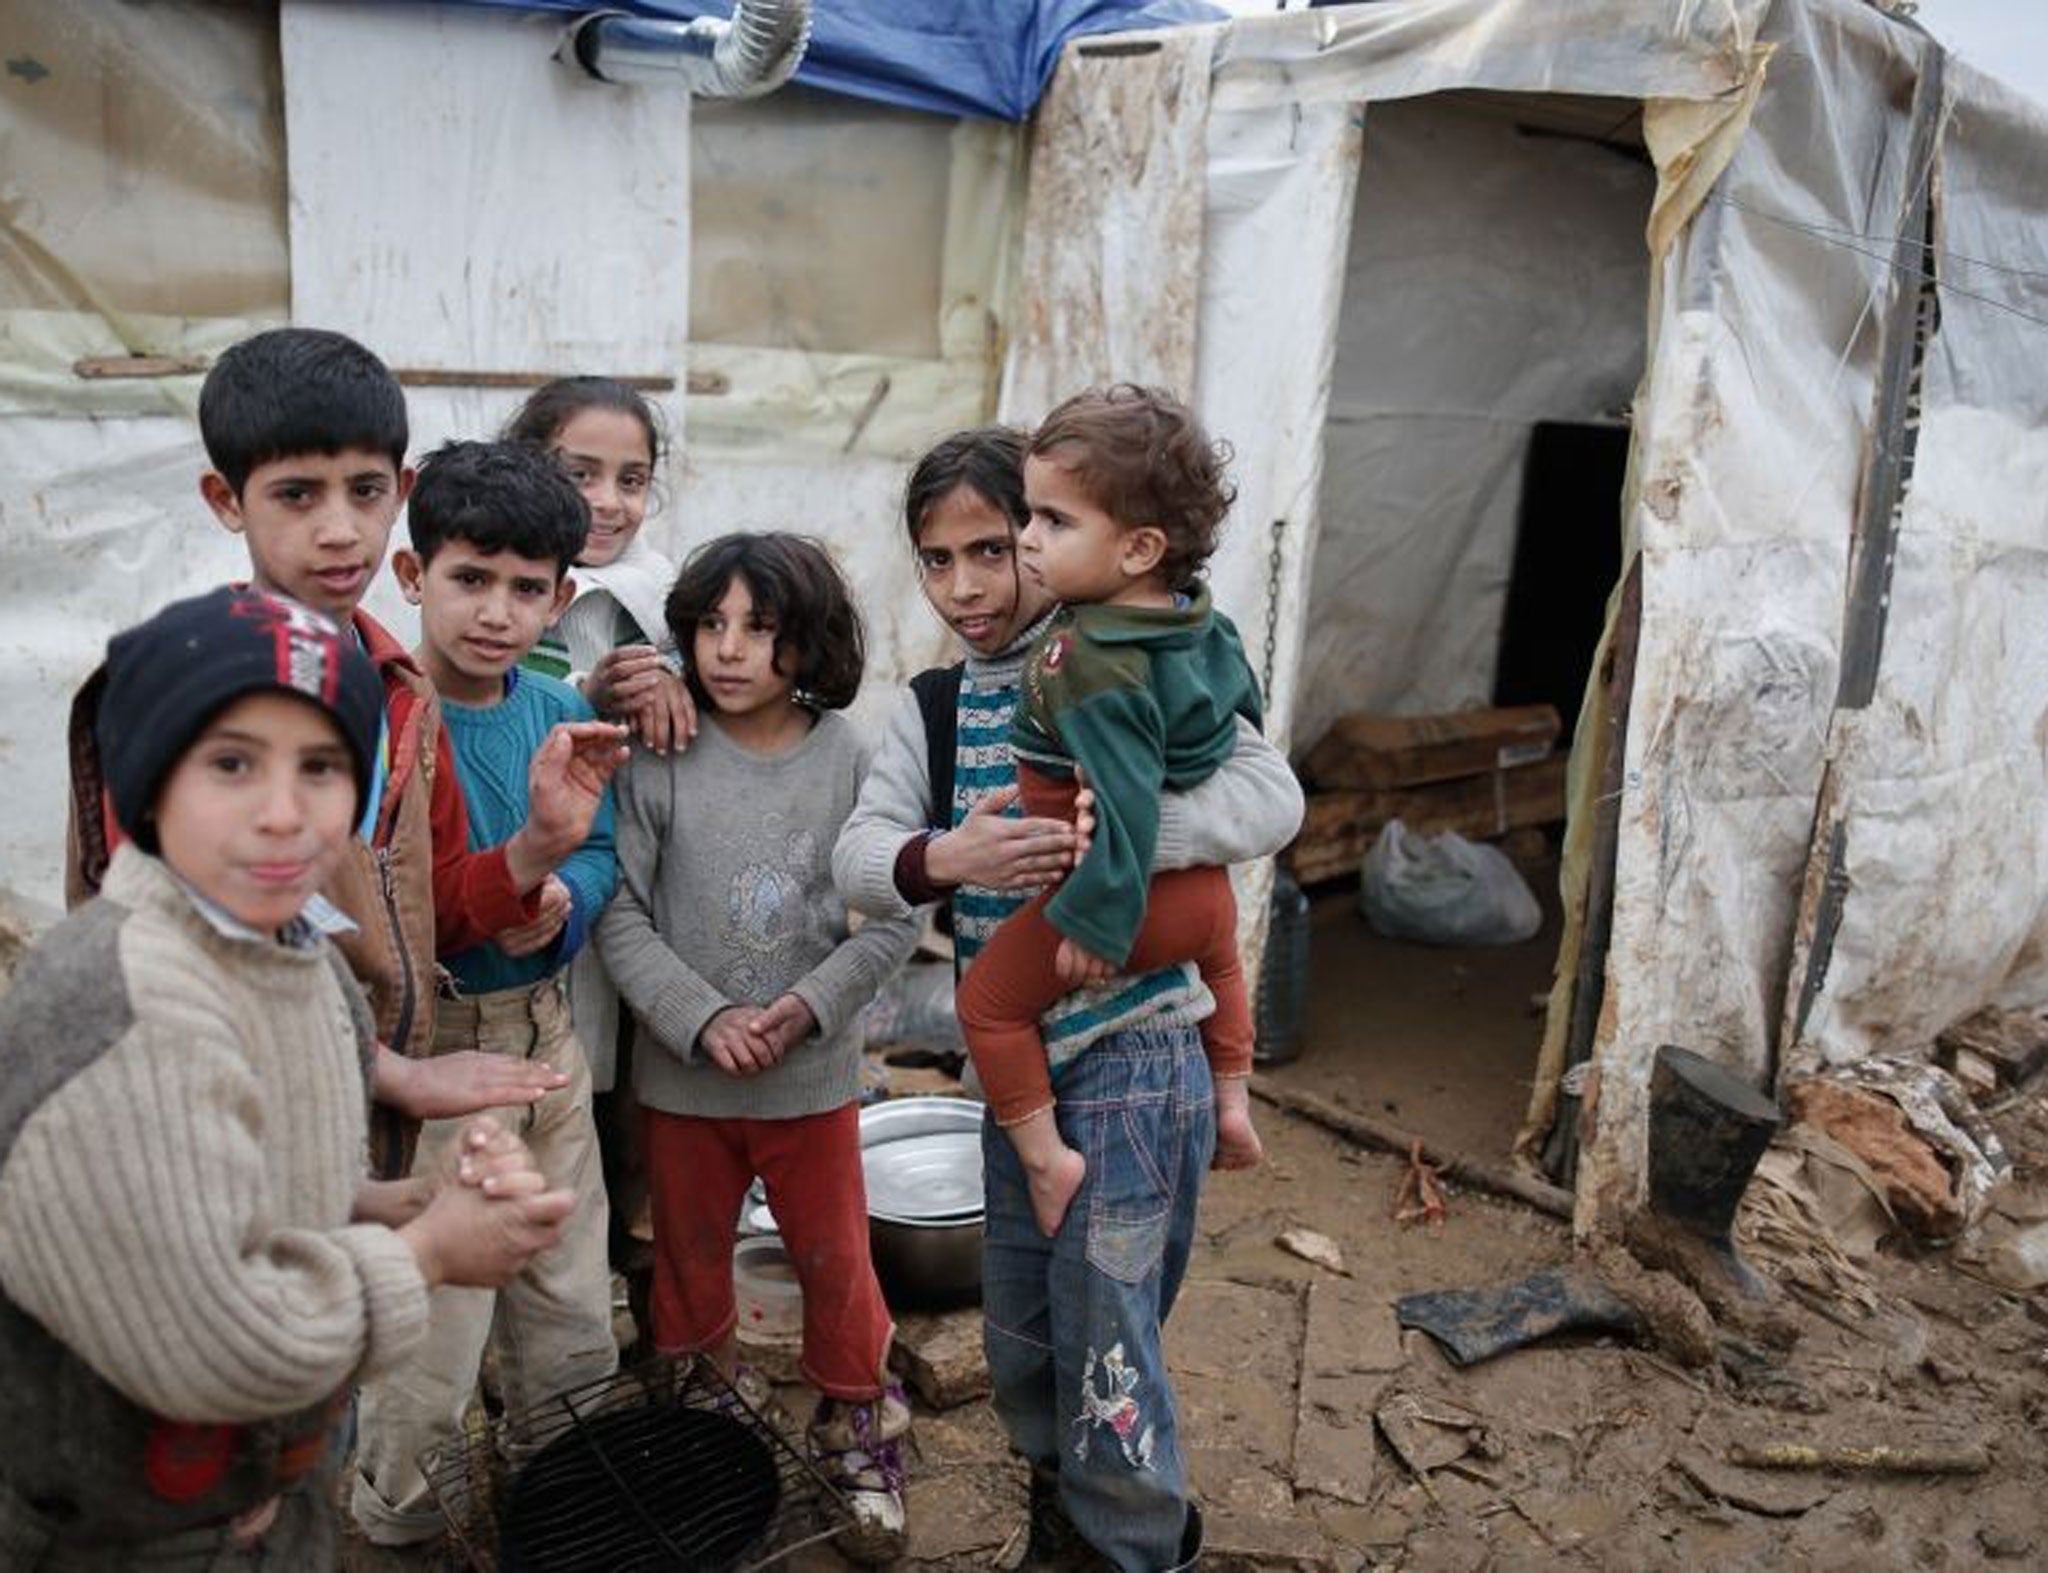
[1260,516,1286,703]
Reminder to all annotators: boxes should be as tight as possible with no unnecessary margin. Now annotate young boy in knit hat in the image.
[64,328,626,1180]
[0,587,574,1566]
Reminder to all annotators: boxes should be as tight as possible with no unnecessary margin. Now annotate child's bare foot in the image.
[1212,1078,1264,1171]
[1024,1145,1087,1236]
[1213,1114,1264,1170]
[1005,1108,1087,1236]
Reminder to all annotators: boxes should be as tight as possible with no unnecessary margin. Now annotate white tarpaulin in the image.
[1017,0,2048,1227]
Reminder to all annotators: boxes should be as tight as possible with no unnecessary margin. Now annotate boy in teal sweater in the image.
[350,440,624,1547]
[955,386,1272,1238]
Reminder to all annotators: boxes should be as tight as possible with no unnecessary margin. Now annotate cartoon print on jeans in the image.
[1072,1342,1156,1469]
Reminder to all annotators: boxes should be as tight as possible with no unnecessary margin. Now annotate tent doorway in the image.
[1272,91,1654,1176]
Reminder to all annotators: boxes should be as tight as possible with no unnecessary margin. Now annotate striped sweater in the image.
[944,631,1213,1064]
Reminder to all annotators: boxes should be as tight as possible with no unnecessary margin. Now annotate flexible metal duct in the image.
[569,2,811,97]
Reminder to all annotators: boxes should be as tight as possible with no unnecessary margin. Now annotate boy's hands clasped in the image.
[402,1116,574,1290]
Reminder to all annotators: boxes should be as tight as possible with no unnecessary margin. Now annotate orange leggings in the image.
[954,770,1252,1127]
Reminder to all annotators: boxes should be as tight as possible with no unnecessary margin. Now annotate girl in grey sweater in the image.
[595,533,920,1564]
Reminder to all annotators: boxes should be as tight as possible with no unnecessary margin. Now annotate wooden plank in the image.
[73,355,209,380]
[1835,50,1947,711]
[1779,50,1945,1078]
[1292,1281,1401,1506]
[1302,704,1561,792]
[1935,1007,2048,1088]
[1285,754,1569,886]
[392,368,682,393]
[1542,556,1642,1185]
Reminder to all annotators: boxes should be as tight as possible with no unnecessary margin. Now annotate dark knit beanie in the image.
[98,587,383,849]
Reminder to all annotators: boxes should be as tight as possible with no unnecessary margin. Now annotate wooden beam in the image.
[1542,555,1642,1185]
[1250,1078,1574,1221]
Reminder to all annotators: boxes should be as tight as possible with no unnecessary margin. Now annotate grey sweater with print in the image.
[597,712,922,1121]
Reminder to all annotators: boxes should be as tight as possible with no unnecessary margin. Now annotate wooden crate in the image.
[1284,753,1569,886]
[1301,704,1561,792]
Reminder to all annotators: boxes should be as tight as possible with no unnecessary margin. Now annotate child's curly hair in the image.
[1026,385,1236,593]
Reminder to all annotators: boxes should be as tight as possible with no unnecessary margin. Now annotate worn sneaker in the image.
[712,1360,799,1442]
[809,1384,912,1565]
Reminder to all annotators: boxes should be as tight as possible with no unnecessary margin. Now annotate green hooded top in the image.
[1011,585,1263,963]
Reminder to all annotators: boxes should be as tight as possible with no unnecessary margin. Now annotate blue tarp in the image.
[447,0,1223,120]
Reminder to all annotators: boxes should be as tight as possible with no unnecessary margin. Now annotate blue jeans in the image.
[981,1023,1215,1572]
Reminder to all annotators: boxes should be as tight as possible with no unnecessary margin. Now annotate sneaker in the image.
[809,1384,912,1565]
[713,1361,798,1442]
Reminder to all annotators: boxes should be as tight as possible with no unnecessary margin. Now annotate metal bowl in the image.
[868,1212,983,1311]
[859,1097,986,1308]
[857,1095,985,1147]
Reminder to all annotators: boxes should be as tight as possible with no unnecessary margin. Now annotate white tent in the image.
[5,0,2046,1229]
[1000,0,2048,1226]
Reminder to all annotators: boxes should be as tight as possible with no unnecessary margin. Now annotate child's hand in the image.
[496,874,572,957]
[448,1115,554,1196]
[375,1044,569,1120]
[587,644,668,715]
[700,1006,777,1076]
[624,668,697,757]
[1070,766,1095,866]
[745,993,817,1061]
[402,1169,574,1291]
[1054,936,1114,988]
[927,784,1084,891]
[514,721,631,881]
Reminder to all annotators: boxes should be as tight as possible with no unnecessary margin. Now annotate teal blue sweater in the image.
[1011,588,1262,964]
[440,670,617,993]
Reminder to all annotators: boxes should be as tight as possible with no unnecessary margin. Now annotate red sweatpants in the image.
[641,1103,893,1400]
[954,769,1253,1127]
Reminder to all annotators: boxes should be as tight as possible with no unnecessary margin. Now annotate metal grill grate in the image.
[423,1355,853,1571]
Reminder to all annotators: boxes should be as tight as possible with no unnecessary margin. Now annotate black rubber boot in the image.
[1011,1465,1109,1571]
[1645,1044,1781,1294]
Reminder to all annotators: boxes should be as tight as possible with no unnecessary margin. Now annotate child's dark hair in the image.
[198,328,409,494]
[504,374,666,475]
[902,426,1029,550]
[1027,385,1236,593]
[666,533,865,712]
[407,440,590,574]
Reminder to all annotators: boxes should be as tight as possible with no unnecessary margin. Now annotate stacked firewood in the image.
[1284,704,1567,885]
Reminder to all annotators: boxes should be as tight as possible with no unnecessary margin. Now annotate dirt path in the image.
[890,890,2048,1570]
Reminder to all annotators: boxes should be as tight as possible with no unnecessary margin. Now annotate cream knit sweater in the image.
[0,846,430,1432]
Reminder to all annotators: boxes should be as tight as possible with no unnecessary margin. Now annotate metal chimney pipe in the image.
[569,2,811,98]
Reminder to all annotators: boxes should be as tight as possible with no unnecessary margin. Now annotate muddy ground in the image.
[321,873,2048,1569]
[877,882,2048,1571]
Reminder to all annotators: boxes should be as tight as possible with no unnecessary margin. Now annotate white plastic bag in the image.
[1360,819,1543,946]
